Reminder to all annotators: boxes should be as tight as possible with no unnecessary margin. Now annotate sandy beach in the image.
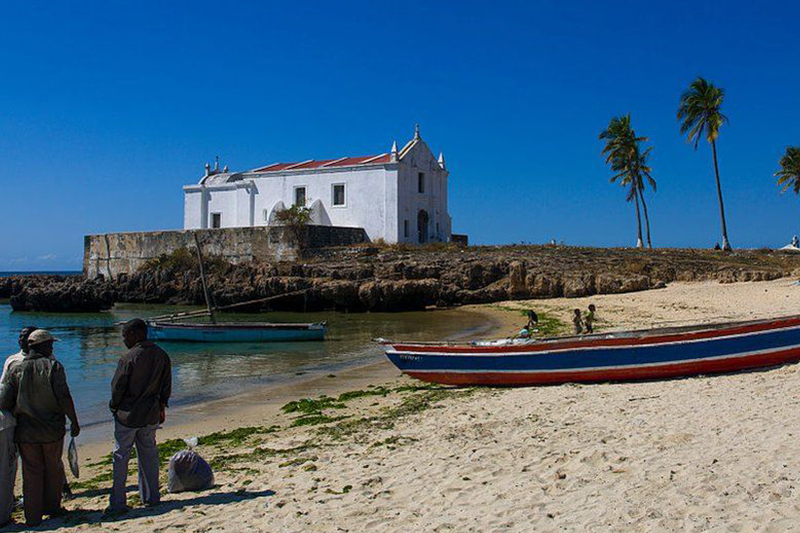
[19,277,800,532]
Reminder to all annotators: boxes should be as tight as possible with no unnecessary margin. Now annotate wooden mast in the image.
[193,232,216,324]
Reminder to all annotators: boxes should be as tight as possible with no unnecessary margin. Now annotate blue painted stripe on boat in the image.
[393,343,800,374]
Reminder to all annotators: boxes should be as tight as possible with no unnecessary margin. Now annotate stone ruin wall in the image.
[83,225,368,279]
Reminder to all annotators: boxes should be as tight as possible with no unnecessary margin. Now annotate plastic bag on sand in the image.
[168,450,214,493]
[67,437,80,478]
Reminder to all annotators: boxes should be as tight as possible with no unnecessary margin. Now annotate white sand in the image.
[40,279,800,532]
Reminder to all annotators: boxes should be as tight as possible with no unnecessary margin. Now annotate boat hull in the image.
[383,317,800,386]
[147,322,327,343]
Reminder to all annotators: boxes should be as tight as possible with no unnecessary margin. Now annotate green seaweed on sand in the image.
[209,443,315,469]
[370,435,419,449]
[325,484,353,495]
[319,387,477,441]
[282,396,347,414]
[337,386,393,401]
[279,456,318,468]
[290,414,349,427]
[71,470,115,491]
[198,425,280,447]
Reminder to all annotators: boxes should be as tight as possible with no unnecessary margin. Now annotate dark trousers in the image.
[18,439,64,526]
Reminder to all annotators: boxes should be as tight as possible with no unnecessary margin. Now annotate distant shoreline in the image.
[0,270,81,277]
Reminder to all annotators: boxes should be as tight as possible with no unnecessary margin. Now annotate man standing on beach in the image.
[108,318,172,513]
[0,329,79,527]
[0,326,38,526]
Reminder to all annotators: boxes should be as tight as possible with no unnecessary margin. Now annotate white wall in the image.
[249,166,397,242]
[183,140,452,244]
[183,189,205,229]
[396,141,450,243]
[184,182,254,229]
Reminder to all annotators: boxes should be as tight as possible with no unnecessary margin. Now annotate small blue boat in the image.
[148,321,327,343]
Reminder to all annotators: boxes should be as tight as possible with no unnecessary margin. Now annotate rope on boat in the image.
[148,288,314,322]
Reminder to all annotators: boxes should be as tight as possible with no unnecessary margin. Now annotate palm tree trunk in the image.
[633,185,643,248]
[639,187,652,249]
[711,140,731,251]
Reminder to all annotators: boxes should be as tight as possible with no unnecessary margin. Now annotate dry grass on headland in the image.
[30,277,800,532]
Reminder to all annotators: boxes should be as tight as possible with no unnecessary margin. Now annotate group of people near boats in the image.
[573,304,597,334]
[515,305,597,339]
[0,319,172,527]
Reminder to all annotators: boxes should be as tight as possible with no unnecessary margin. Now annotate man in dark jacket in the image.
[108,319,172,513]
[0,329,79,526]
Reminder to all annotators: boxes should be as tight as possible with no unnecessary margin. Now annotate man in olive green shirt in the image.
[0,330,79,526]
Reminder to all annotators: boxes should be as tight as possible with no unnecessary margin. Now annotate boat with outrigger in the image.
[378,315,800,386]
[146,234,327,343]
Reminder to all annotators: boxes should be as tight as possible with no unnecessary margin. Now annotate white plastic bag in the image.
[67,437,79,478]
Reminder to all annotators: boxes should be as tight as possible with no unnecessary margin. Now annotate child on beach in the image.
[584,304,596,334]
[572,309,583,335]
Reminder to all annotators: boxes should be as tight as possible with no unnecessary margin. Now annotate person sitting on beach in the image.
[583,304,597,334]
[572,309,583,335]
[108,319,172,514]
[0,329,79,527]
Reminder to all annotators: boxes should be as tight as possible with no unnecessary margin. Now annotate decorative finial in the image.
[214,155,220,171]
[390,140,398,162]
[223,165,229,173]
[204,162,211,177]
[438,152,446,170]
[414,123,420,140]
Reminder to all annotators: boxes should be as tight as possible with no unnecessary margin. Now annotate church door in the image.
[417,210,429,244]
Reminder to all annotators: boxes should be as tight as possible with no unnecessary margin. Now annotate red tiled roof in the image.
[252,153,390,173]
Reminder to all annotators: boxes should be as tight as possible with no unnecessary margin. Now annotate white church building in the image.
[183,126,452,244]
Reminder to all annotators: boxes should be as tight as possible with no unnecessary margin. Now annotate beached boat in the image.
[379,315,800,386]
[148,320,327,343]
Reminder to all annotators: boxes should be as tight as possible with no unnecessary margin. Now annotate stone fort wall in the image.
[83,225,368,279]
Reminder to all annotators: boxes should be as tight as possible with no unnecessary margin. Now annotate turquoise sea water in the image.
[0,301,496,430]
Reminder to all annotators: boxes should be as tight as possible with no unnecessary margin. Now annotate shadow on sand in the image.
[6,488,276,531]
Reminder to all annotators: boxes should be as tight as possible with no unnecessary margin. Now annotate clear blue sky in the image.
[2,0,799,270]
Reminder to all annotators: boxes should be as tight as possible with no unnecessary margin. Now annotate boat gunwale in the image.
[380,314,800,352]
[148,321,327,331]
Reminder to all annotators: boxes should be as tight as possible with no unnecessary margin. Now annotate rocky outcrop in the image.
[5,245,800,313]
[7,276,113,312]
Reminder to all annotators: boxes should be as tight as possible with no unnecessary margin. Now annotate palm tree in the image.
[776,146,800,192]
[677,77,731,250]
[600,114,655,248]
[633,147,657,249]
[776,147,800,223]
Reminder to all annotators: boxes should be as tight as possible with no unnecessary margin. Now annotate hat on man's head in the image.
[26,329,60,346]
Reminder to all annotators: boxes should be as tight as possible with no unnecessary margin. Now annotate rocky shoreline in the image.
[4,245,800,313]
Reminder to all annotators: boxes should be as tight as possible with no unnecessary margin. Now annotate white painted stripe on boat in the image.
[399,342,800,374]
[386,324,800,358]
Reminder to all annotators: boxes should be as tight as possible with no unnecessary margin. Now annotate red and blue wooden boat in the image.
[380,316,800,386]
